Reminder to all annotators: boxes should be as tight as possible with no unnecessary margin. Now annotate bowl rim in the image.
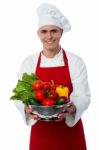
[29,101,71,108]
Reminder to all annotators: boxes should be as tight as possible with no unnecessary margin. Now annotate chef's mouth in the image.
[45,40,56,44]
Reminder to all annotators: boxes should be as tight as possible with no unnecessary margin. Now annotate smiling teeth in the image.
[47,41,53,43]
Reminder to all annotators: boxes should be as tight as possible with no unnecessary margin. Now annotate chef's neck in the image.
[42,46,61,58]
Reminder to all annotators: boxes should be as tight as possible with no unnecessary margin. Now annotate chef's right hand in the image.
[25,105,40,120]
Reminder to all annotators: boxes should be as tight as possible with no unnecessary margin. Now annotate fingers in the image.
[25,105,40,120]
[55,118,64,122]
[65,102,76,114]
[56,112,66,121]
[55,115,65,122]
[29,113,40,120]
[25,105,33,114]
[56,110,71,121]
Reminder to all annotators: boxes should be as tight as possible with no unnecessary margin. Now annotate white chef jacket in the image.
[14,49,91,127]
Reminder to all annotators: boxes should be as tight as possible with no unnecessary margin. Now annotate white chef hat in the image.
[37,3,71,32]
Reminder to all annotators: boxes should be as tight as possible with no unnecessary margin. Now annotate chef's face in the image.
[37,25,63,51]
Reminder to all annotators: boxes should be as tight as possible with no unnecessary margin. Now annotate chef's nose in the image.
[47,32,52,39]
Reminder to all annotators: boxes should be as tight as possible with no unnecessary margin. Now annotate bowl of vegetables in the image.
[10,73,70,120]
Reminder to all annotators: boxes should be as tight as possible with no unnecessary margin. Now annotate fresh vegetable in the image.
[42,99,55,106]
[43,81,52,90]
[49,90,58,100]
[10,72,69,106]
[56,86,69,97]
[10,73,39,104]
[52,85,59,90]
[55,97,66,105]
[22,72,39,84]
[28,98,40,105]
[35,90,45,101]
[50,80,58,90]
[32,80,43,90]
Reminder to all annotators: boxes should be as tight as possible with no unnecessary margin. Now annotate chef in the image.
[14,3,91,150]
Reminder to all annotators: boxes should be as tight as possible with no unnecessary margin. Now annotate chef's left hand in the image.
[56,102,76,121]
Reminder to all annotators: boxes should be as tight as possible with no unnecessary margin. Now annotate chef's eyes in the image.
[40,29,58,34]
[40,30,47,33]
[51,30,58,33]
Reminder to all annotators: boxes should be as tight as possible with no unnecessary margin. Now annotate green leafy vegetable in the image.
[10,73,39,105]
[22,73,39,84]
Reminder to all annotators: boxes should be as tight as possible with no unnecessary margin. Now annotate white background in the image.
[0,0,99,149]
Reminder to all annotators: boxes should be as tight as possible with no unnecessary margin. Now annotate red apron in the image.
[29,50,87,150]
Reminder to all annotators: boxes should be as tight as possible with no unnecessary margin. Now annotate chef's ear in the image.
[37,29,42,38]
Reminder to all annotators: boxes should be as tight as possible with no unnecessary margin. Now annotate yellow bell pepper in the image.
[56,86,69,98]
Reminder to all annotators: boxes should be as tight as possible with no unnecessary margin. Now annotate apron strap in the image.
[62,49,68,66]
[36,51,41,69]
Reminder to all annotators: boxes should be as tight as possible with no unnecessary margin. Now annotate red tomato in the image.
[43,82,52,90]
[42,99,55,106]
[49,91,58,100]
[52,85,59,90]
[35,90,45,101]
[32,80,43,90]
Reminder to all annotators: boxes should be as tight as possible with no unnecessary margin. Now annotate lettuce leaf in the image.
[10,73,39,104]
[22,73,39,84]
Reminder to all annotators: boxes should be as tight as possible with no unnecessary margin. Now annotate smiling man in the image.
[14,3,91,150]
[37,25,63,56]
